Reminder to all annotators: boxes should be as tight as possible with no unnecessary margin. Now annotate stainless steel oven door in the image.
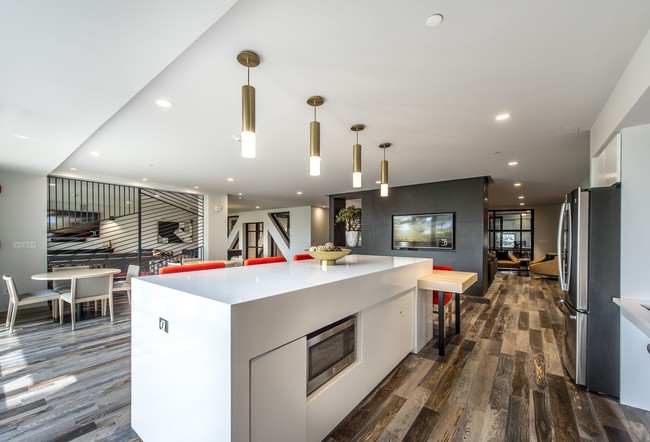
[558,298,587,386]
[306,316,356,395]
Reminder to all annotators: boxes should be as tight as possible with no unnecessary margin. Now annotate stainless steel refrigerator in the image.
[557,185,620,397]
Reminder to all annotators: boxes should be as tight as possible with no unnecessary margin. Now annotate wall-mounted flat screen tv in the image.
[392,212,455,250]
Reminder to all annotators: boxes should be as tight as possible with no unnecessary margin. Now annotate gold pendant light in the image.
[351,124,365,188]
[379,143,391,197]
[307,96,324,176]
[237,50,260,158]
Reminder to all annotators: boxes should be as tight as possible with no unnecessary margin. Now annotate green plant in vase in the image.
[335,205,362,247]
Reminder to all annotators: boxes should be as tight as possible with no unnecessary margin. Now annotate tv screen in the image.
[392,213,455,250]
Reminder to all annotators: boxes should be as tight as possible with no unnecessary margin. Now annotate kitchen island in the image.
[131,255,432,441]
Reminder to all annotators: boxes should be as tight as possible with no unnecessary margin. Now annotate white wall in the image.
[533,205,561,260]
[620,124,650,301]
[591,29,650,155]
[0,170,48,312]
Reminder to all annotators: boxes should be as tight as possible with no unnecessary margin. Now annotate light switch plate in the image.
[13,241,36,249]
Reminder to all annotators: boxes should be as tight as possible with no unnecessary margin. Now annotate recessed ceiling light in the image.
[90,151,101,157]
[70,167,77,171]
[142,178,148,181]
[375,180,381,184]
[495,113,511,121]
[155,99,173,108]
[508,161,518,166]
[238,192,243,196]
[194,186,199,189]
[255,206,260,209]
[519,202,525,206]
[297,191,303,195]
[425,14,443,27]
[14,134,30,140]
[518,196,524,199]
[514,182,522,187]
[227,178,234,182]
[238,197,242,200]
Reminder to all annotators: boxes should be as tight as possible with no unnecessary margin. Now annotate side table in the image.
[518,258,530,276]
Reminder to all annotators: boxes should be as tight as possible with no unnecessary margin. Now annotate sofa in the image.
[487,252,498,284]
[492,251,520,269]
[529,253,559,277]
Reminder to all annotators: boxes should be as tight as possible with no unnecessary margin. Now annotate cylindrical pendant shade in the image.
[353,172,362,188]
[380,159,388,197]
[310,121,320,157]
[310,156,321,176]
[242,84,256,158]
[242,85,255,132]
[310,120,321,176]
[353,143,362,188]
[241,131,256,158]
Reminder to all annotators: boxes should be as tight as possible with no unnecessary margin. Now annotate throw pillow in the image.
[543,253,556,262]
[496,250,509,260]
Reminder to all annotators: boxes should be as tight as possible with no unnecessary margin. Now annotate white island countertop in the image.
[613,297,650,339]
[131,254,433,442]
[138,254,428,305]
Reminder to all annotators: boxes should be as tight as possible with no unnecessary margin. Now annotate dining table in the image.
[32,268,121,320]
[31,267,121,281]
[417,269,478,356]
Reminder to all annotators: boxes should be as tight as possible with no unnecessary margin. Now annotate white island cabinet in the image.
[131,255,432,441]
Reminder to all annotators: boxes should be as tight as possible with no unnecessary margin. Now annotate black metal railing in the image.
[47,176,204,275]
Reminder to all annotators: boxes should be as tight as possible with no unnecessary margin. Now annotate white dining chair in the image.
[112,265,139,305]
[3,275,60,333]
[52,265,90,293]
[59,273,114,331]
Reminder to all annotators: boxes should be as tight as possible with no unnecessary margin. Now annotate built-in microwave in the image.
[306,315,356,396]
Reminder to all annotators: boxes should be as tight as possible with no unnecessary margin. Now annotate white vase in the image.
[345,231,360,247]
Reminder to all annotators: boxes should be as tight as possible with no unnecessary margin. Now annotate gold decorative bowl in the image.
[307,248,351,266]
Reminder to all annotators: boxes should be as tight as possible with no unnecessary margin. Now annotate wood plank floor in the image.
[1,275,649,441]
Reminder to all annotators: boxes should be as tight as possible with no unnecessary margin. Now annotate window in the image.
[488,209,534,259]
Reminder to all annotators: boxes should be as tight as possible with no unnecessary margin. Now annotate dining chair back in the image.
[293,254,314,261]
[3,274,60,333]
[112,265,140,304]
[52,265,90,293]
[59,273,114,331]
[158,261,226,275]
[243,256,287,266]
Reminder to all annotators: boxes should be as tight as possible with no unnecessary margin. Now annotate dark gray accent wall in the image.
[330,177,489,296]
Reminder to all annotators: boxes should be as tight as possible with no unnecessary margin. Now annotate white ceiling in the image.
[3,0,650,212]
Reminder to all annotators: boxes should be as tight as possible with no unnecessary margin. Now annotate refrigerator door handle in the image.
[557,202,565,289]
[567,201,572,291]
[557,201,571,292]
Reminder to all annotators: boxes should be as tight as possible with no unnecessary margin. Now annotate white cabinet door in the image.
[250,337,307,441]
[360,290,414,396]
[620,315,650,411]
